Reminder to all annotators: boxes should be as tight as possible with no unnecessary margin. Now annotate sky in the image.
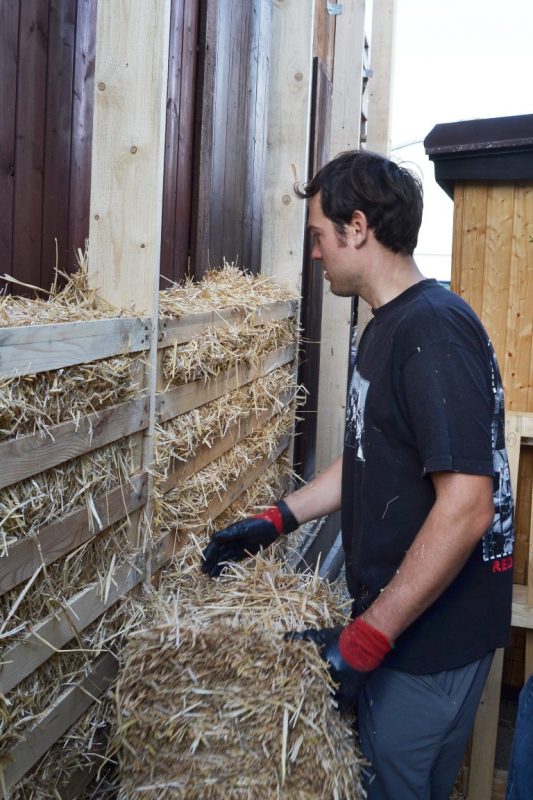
[390,0,533,280]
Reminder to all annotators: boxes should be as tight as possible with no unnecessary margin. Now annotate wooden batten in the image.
[0,559,145,695]
[0,396,149,490]
[157,344,297,423]
[0,653,118,793]
[158,300,298,348]
[0,317,149,379]
[0,475,148,595]
[161,389,295,493]
[153,436,290,573]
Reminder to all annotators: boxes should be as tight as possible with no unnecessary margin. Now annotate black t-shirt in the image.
[341,279,514,673]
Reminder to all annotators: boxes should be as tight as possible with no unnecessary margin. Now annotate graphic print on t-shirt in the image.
[483,370,514,562]
[345,367,369,461]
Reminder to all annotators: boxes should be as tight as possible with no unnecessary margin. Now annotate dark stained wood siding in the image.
[1,0,96,293]
[160,0,200,287]
[192,0,272,276]
[0,0,272,291]
[0,1,19,280]
[0,0,200,294]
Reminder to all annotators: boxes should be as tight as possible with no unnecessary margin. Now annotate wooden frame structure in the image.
[0,0,398,791]
[0,297,298,792]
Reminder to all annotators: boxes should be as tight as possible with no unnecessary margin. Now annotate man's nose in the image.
[311,243,321,261]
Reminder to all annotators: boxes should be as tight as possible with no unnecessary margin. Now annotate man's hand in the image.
[285,618,392,711]
[202,500,299,577]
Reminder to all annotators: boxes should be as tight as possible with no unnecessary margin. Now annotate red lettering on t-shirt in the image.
[491,557,514,573]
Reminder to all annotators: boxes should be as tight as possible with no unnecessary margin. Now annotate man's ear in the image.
[348,209,369,248]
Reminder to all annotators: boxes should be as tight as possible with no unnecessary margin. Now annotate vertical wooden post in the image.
[260,0,314,292]
[88,0,171,314]
[365,0,397,156]
[356,0,398,342]
[87,0,172,575]
[315,0,366,473]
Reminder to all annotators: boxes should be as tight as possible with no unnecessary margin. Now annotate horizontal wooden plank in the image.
[153,435,290,571]
[161,388,294,493]
[0,317,150,378]
[0,557,145,694]
[0,474,148,595]
[1,652,118,792]
[0,396,149,490]
[158,299,298,346]
[157,344,296,422]
[512,583,533,629]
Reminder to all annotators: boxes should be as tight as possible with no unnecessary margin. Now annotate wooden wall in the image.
[451,180,533,686]
[192,0,271,276]
[452,182,533,413]
[160,0,200,285]
[0,0,199,293]
[0,0,275,291]
[0,0,97,291]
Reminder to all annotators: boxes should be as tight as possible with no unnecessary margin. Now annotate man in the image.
[202,151,514,799]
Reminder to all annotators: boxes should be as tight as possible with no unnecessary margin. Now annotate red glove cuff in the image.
[339,617,392,672]
[254,506,284,535]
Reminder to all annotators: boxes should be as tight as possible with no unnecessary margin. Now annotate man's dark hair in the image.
[296,150,423,256]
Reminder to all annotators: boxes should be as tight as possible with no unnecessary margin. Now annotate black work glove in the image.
[201,499,299,577]
[285,627,369,712]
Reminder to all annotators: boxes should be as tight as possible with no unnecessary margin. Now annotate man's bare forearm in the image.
[362,472,494,642]
[284,455,343,525]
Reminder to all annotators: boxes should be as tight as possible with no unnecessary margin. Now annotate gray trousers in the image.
[357,652,494,800]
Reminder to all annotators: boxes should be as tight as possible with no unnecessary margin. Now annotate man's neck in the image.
[360,253,425,310]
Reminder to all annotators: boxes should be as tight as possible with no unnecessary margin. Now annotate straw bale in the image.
[161,317,298,387]
[0,354,142,442]
[154,411,294,540]
[0,257,127,327]
[209,460,292,535]
[158,266,298,318]
[114,551,364,800]
[0,520,132,643]
[0,438,136,557]
[154,366,299,479]
[0,598,142,758]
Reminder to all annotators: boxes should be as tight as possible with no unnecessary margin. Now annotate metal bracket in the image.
[327,2,343,15]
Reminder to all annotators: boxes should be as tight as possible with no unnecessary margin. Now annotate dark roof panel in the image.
[424,114,533,156]
[424,114,533,198]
